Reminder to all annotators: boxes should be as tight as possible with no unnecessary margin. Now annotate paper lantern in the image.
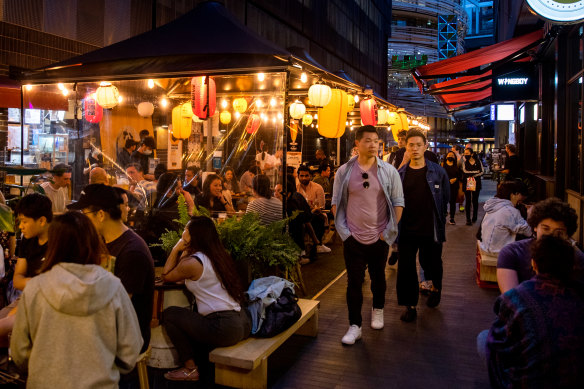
[360,98,377,126]
[289,101,306,119]
[347,95,355,111]
[95,83,119,109]
[377,109,389,125]
[308,83,332,107]
[84,95,102,123]
[220,111,231,124]
[233,98,248,113]
[317,89,349,138]
[302,113,313,126]
[137,102,154,117]
[192,114,203,123]
[390,109,409,141]
[387,111,398,125]
[245,114,261,134]
[191,76,216,119]
[172,102,193,139]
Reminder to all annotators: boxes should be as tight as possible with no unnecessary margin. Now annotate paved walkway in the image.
[268,180,500,388]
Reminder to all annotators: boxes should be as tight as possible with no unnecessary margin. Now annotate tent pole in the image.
[20,86,24,186]
[282,69,290,219]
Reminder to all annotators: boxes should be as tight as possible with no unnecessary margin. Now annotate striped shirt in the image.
[246,197,283,225]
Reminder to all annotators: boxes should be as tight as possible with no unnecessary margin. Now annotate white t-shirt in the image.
[40,182,68,214]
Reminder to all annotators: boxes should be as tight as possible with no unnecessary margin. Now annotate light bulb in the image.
[256,99,263,108]
[257,73,265,82]
[57,83,65,91]
[221,99,228,108]
[270,98,277,107]
[25,84,32,91]
[354,95,359,103]
[235,111,241,119]
[160,98,168,108]
[147,79,155,89]
[118,95,123,103]
[300,73,307,83]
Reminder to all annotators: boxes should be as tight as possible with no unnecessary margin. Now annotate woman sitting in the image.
[161,216,251,382]
[479,180,531,256]
[10,212,142,388]
[222,166,240,194]
[484,235,584,388]
[246,174,282,225]
[196,174,235,214]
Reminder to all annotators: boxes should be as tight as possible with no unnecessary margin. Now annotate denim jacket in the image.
[398,159,450,243]
[332,156,404,245]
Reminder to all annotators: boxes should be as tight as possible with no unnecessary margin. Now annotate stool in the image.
[136,345,152,389]
[476,241,499,288]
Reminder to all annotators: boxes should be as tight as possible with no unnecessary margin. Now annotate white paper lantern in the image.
[137,102,154,117]
[289,101,306,119]
[95,83,119,109]
[377,109,389,125]
[308,83,332,107]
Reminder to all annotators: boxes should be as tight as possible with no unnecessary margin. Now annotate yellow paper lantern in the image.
[95,83,119,109]
[172,102,193,139]
[308,83,332,107]
[347,94,355,111]
[220,111,231,124]
[233,98,247,113]
[377,109,389,125]
[390,109,409,141]
[302,113,313,126]
[289,101,306,119]
[317,89,349,138]
[387,111,398,125]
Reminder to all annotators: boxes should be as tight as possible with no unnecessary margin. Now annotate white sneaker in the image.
[341,325,362,345]
[316,244,332,253]
[371,308,384,330]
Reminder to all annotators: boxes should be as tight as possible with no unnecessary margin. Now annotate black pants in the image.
[465,189,481,222]
[397,234,443,307]
[311,212,327,241]
[449,182,459,220]
[343,236,390,327]
[163,307,251,365]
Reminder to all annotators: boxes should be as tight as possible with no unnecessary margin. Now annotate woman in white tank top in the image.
[161,216,251,382]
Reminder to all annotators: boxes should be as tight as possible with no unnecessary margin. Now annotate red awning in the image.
[413,29,544,83]
[0,78,69,111]
[411,29,546,113]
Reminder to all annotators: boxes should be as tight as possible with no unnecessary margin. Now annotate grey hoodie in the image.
[11,263,143,389]
[480,198,532,256]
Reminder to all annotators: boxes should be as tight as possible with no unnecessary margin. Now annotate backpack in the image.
[254,287,302,338]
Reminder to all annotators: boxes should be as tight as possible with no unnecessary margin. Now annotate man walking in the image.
[332,125,404,345]
[397,129,449,322]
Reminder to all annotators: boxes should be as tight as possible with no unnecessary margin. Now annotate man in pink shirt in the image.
[297,165,330,253]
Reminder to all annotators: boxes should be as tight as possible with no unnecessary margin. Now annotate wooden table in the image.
[151,267,188,327]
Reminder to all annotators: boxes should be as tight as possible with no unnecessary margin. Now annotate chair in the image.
[136,345,152,389]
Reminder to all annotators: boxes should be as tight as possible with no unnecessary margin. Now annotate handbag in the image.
[466,177,477,191]
[254,287,302,338]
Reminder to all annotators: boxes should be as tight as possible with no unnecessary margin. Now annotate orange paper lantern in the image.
[360,98,377,126]
[317,89,349,138]
[191,76,216,119]
[172,102,193,139]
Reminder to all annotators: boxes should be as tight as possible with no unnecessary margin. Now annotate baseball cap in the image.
[67,184,123,211]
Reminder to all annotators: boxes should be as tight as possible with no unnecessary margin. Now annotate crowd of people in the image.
[0,126,582,387]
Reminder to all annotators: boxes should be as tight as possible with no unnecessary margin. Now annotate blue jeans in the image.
[476,329,489,367]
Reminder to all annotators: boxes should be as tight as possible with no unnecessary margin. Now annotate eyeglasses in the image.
[362,172,369,189]
[82,210,98,215]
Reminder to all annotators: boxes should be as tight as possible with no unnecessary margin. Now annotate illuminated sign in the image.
[526,0,584,24]
[490,105,496,121]
[497,104,515,121]
[492,63,539,102]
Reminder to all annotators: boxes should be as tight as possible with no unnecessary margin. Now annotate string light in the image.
[270,98,277,107]
[257,73,265,82]
[300,73,307,83]
[221,99,228,109]
[160,97,168,108]
[147,79,155,89]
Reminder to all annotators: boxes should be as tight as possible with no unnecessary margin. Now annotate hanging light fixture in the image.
[302,113,313,126]
[317,89,349,138]
[191,76,216,119]
[220,111,231,125]
[84,95,103,124]
[246,114,261,134]
[172,102,194,139]
[377,109,389,125]
[95,82,119,109]
[137,102,154,117]
[360,98,377,126]
[233,97,247,113]
[308,81,332,107]
[289,100,306,119]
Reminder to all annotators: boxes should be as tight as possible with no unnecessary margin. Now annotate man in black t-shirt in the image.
[502,144,522,180]
[68,184,154,387]
[397,130,449,322]
[131,136,156,181]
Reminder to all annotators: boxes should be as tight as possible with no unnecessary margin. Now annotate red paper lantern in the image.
[245,114,261,134]
[360,98,377,126]
[85,95,103,123]
[191,76,216,119]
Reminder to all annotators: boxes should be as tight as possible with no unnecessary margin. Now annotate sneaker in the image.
[419,280,432,295]
[400,306,417,322]
[299,257,311,265]
[371,308,384,330]
[341,325,362,345]
[316,244,332,253]
[448,219,455,225]
[459,205,465,212]
[427,289,442,308]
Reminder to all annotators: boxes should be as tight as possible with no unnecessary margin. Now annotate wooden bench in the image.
[476,240,498,288]
[209,298,320,389]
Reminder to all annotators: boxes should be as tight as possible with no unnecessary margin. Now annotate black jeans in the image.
[396,234,443,307]
[449,182,459,220]
[163,307,251,365]
[465,189,481,222]
[311,212,327,242]
[343,236,390,327]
